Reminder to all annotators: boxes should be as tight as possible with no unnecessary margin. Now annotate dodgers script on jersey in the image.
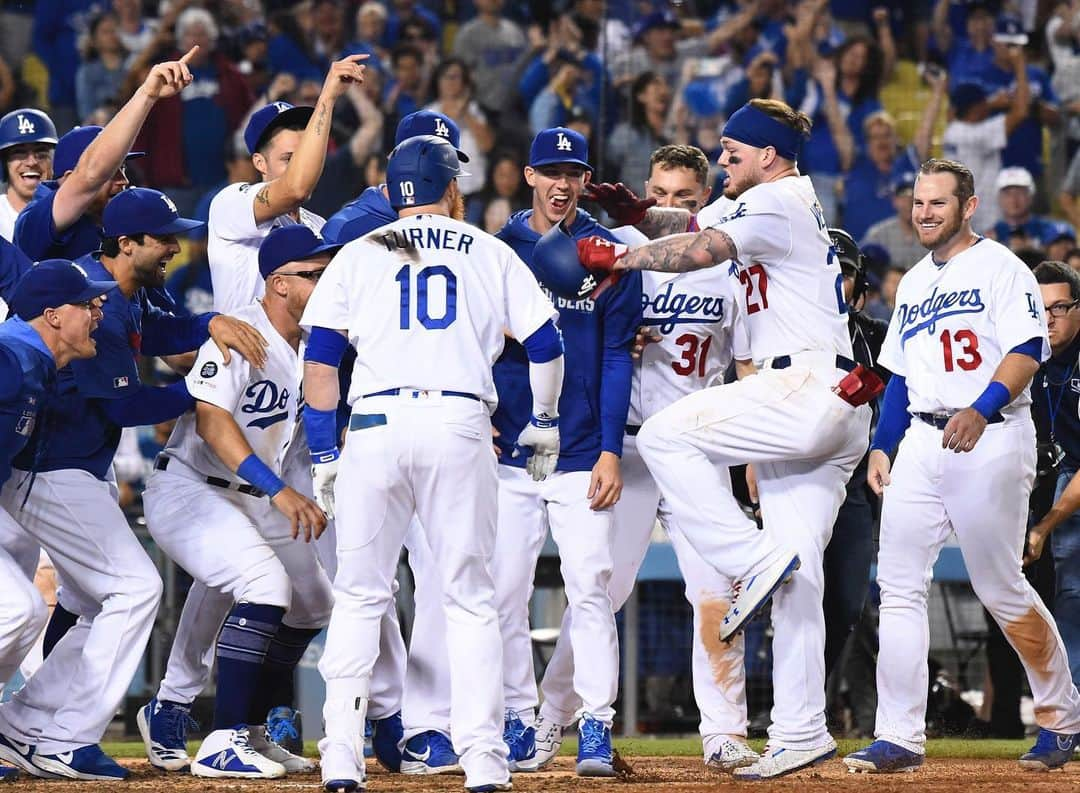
[166,301,302,480]
[301,213,556,409]
[208,182,325,313]
[700,176,852,366]
[878,238,1049,414]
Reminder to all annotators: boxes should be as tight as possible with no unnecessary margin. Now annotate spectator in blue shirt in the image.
[382,0,442,49]
[382,45,427,131]
[32,0,100,133]
[75,11,129,123]
[1044,221,1078,264]
[988,166,1053,251]
[841,110,901,240]
[931,0,996,86]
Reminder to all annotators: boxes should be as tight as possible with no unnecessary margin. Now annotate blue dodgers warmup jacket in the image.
[320,185,398,245]
[0,237,33,308]
[14,255,212,480]
[494,208,641,472]
[14,181,105,261]
[0,319,58,487]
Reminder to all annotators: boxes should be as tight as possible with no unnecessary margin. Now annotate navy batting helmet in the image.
[386,135,469,209]
[0,108,58,155]
[829,227,868,305]
[534,221,620,301]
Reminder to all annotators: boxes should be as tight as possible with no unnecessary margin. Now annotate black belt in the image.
[362,387,480,402]
[154,455,266,498]
[912,411,1004,429]
[770,354,858,372]
[625,424,641,436]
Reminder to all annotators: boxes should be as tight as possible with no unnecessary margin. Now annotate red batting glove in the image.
[583,182,656,226]
[577,236,628,272]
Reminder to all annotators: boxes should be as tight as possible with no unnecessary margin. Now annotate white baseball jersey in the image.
[301,213,556,411]
[0,194,17,242]
[164,301,302,481]
[879,237,1049,415]
[700,175,852,367]
[207,182,325,313]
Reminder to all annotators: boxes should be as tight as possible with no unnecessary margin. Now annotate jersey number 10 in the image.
[395,265,458,330]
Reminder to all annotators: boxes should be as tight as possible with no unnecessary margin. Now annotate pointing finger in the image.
[179,45,200,64]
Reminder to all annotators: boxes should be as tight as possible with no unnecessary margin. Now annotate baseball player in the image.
[577,99,876,779]
[302,134,563,793]
[531,144,759,772]
[0,109,57,243]
[0,187,263,781]
[844,158,1080,773]
[0,261,115,783]
[142,224,338,779]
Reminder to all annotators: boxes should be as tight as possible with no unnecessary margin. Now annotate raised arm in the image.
[1003,47,1031,137]
[914,67,947,161]
[578,227,737,274]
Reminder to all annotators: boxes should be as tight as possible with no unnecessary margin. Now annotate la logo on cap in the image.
[434,118,450,138]
[17,114,35,135]
[556,132,573,152]
[160,194,178,214]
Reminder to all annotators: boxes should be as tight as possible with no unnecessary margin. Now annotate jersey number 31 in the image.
[396,265,458,330]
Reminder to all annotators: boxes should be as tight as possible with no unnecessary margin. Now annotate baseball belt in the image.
[912,411,1004,429]
[153,454,266,498]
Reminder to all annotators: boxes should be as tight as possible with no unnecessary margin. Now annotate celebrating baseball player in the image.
[141,224,337,779]
[576,98,876,779]
[0,109,57,243]
[532,144,759,772]
[0,261,115,783]
[302,133,563,793]
[844,158,1080,774]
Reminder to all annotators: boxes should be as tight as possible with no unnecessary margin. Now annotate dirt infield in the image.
[9,756,1080,792]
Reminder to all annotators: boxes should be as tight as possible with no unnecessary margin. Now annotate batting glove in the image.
[583,182,656,226]
[310,448,340,519]
[577,236,628,272]
[513,415,560,481]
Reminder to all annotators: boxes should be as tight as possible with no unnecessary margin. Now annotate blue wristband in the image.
[970,381,1010,420]
[236,454,285,497]
[304,404,339,460]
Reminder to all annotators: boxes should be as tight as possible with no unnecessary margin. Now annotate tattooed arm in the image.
[616,228,737,273]
[252,54,368,224]
[634,206,694,239]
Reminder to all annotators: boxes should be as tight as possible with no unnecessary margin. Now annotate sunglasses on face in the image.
[277,269,326,281]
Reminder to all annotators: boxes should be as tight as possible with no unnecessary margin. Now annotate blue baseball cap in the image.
[102,187,205,238]
[394,110,469,162]
[53,126,145,176]
[993,13,1028,46]
[950,81,989,116]
[244,102,314,155]
[10,259,117,320]
[258,225,340,279]
[529,127,592,171]
[1042,220,1077,246]
[632,10,679,42]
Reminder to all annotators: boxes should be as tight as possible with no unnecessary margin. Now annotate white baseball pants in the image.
[0,507,47,692]
[636,360,869,749]
[875,418,1080,750]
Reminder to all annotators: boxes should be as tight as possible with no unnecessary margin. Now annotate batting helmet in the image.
[829,227,869,306]
[0,108,58,154]
[534,222,617,301]
[386,135,468,209]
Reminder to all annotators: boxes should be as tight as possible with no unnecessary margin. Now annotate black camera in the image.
[1037,441,1065,479]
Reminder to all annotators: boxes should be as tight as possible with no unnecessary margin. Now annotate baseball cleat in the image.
[466,783,513,792]
[400,730,462,774]
[137,697,195,771]
[733,738,836,780]
[575,715,615,777]
[249,724,316,773]
[266,705,304,756]
[532,715,564,769]
[0,766,17,782]
[191,727,286,779]
[31,744,130,780]
[504,710,538,772]
[0,732,56,778]
[843,740,924,773]
[705,736,759,772]
[371,711,404,772]
[320,740,365,792]
[1019,728,1078,771]
[720,551,800,642]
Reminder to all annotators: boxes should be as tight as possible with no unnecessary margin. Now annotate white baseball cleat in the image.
[705,736,759,772]
[720,551,800,642]
[320,740,365,792]
[532,716,564,769]
[249,724,316,773]
[191,728,286,779]
[733,739,837,780]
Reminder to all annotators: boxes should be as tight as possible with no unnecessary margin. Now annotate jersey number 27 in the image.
[396,265,457,330]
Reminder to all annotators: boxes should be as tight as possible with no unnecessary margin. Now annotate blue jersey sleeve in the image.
[14,190,70,262]
[0,237,32,306]
[139,296,215,356]
[69,294,141,399]
[598,270,642,457]
[96,380,194,426]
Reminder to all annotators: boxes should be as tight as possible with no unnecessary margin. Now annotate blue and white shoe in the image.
[720,551,800,642]
[576,715,615,777]
[137,697,196,771]
[0,766,18,782]
[734,739,837,780]
[191,727,286,779]
[400,730,462,775]
[363,719,374,758]
[843,740,924,774]
[466,783,512,792]
[0,732,54,778]
[321,740,365,793]
[32,744,130,780]
[266,706,304,756]
[1019,729,1078,771]
[371,711,403,772]
[504,710,537,773]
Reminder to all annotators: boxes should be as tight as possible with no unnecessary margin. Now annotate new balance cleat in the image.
[504,710,537,773]
[371,711,403,772]
[844,740,924,774]
[249,724,316,773]
[532,715,564,769]
[400,730,462,774]
[734,739,836,780]
[266,706,304,756]
[137,697,196,771]
[32,744,129,780]
[1019,729,1078,771]
[705,736,759,772]
[192,727,286,779]
[0,732,55,778]
[720,552,800,642]
[575,715,614,777]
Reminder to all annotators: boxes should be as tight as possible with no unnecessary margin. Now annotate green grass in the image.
[102,737,1034,761]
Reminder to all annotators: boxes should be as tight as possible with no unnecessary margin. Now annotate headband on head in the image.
[721,104,803,162]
